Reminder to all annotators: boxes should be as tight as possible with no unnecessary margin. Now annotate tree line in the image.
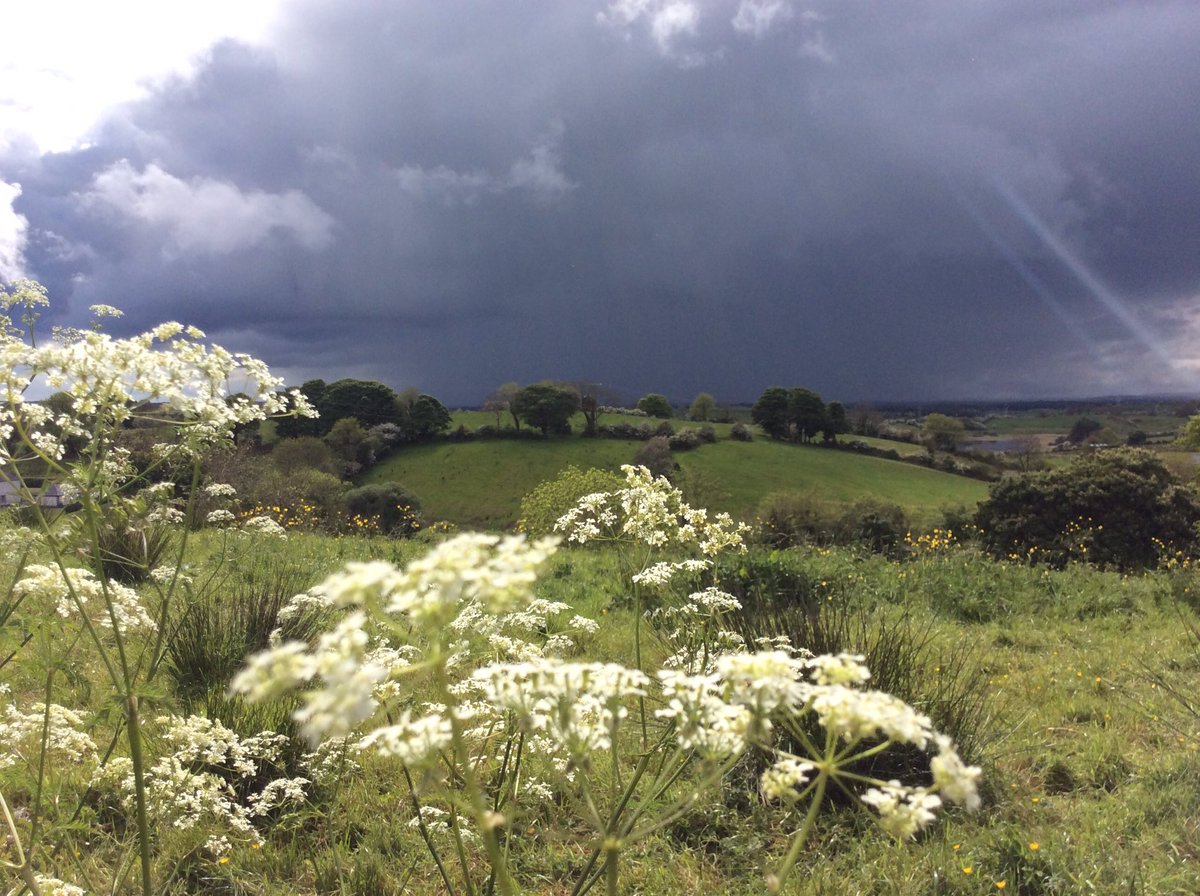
[750,386,849,443]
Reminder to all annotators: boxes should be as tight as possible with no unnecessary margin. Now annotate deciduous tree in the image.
[636,393,673,419]
[823,400,848,443]
[921,413,966,452]
[688,392,716,422]
[789,388,826,443]
[512,383,579,435]
[751,386,791,440]
[408,394,452,439]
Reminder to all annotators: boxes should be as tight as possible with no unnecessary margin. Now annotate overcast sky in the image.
[3,0,1200,406]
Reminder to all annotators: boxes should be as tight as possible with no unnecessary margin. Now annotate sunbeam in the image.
[989,178,1196,388]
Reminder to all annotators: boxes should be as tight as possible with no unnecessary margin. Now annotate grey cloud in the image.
[4,0,1200,404]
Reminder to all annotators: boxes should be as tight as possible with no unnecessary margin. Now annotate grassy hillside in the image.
[363,435,990,529]
[361,438,645,529]
[676,439,988,524]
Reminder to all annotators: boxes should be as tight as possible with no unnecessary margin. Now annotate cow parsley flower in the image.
[860,783,942,839]
[717,650,810,714]
[241,515,288,539]
[656,669,752,759]
[761,758,817,802]
[0,702,98,771]
[810,686,935,749]
[554,466,748,555]
[358,710,453,765]
[930,735,982,810]
[807,652,871,686]
[14,564,156,633]
[32,876,86,896]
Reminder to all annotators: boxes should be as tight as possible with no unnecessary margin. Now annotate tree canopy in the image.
[512,383,580,435]
[751,386,791,439]
[409,394,452,439]
[788,388,826,443]
[636,393,673,419]
[688,392,716,422]
[921,413,966,452]
[975,448,1200,570]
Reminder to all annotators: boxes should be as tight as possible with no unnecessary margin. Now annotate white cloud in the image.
[395,164,492,204]
[601,0,801,64]
[0,181,29,281]
[599,0,707,64]
[504,129,576,202]
[731,0,792,38]
[394,129,575,205]
[651,2,701,53]
[80,161,336,256]
[0,1,284,153]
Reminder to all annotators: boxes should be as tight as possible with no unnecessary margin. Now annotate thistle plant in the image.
[0,279,312,895]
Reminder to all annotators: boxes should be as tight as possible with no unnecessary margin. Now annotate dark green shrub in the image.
[833,498,908,557]
[668,428,701,451]
[1066,417,1103,444]
[975,448,1200,570]
[939,505,980,541]
[729,422,752,442]
[636,393,673,419]
[341,482,424,535]
[754,491,834,549]
[634,437,676,481]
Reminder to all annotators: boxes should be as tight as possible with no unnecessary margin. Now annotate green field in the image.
[983,412,1184,438]
[363,435,989,529]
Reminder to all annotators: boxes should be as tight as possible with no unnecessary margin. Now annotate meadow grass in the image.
[245,540,1200,893]
[983,412,1183,439]
[360,437,645,527]
[7,510,1200,895]
[675,440,989,526]
[363,435,989,530]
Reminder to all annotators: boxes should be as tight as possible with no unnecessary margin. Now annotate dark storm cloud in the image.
[5,0,1200,404]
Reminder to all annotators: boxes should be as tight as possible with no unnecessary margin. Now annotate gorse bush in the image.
[516,464,624,537]
[341,482,424,535]
[975,448,1200,570]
